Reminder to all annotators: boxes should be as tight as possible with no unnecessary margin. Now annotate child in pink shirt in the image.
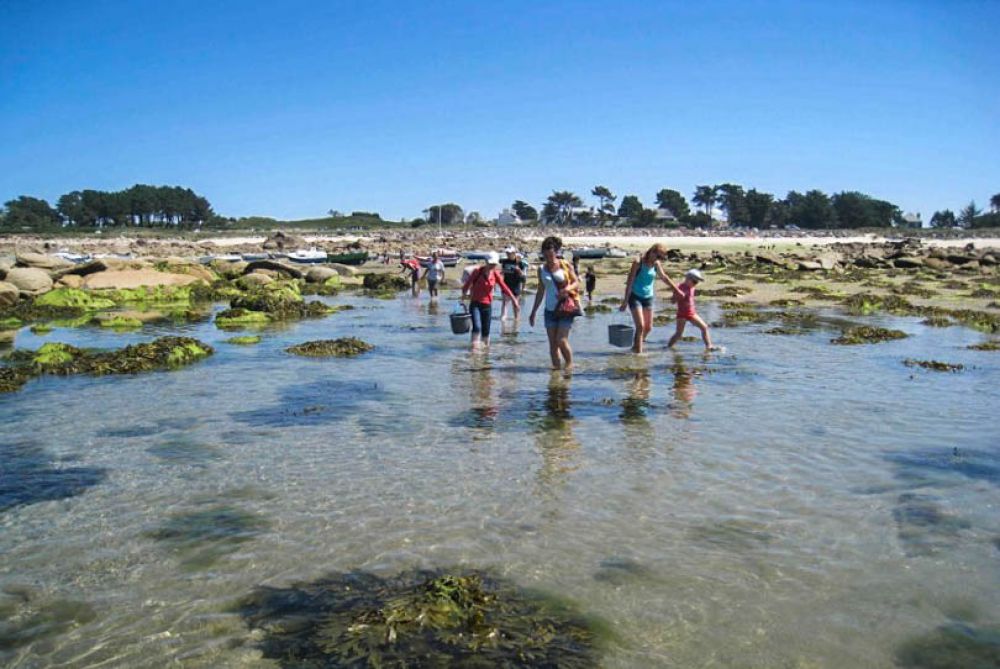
[667,269,716,350]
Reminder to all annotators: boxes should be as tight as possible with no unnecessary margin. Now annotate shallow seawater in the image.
[1,291,999,667]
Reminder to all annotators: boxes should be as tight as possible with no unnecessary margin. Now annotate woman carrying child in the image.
[619,243,681,354]
[529,236,581,370]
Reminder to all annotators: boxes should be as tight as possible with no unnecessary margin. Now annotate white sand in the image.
[528,234,999,251]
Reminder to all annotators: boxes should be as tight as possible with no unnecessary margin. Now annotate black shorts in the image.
[628,293,653,309]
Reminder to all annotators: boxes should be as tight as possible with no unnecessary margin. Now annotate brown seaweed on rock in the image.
[286,338,374,357]
[831,326,908,345]
[237,568,604,668]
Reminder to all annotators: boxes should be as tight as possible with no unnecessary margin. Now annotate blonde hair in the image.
[643,243,669,264]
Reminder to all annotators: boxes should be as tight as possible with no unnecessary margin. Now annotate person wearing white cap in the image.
[461,251,519,350]
[667,268,716,350]
[500,246,529,321]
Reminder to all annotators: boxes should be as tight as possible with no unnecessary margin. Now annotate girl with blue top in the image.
[619,243,681,353]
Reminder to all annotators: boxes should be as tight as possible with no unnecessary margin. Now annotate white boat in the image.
[287,248,328,264]
[240,252,270,261]
[605,247,628,258]
[53,251,93,264]
[198,253,242,264]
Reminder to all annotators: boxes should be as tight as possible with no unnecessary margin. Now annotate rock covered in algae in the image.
[362,273,409,292]
[215,308,271,328]
[230,282,333,320]
[968,340,1000,351]
[831,326,908,345]
[1,337,213,391]
[225,335,262,345]
[237,568,604,668]
[286,337,373,357]
[33,287,116,311]
[904,359,964,372]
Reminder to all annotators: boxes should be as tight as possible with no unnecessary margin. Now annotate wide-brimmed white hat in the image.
[685,268,705,282]
[486,251,500,264]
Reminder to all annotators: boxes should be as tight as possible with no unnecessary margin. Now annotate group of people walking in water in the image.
[405,236,716,370]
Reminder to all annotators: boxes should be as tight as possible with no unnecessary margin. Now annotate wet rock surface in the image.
[286,337,374,357]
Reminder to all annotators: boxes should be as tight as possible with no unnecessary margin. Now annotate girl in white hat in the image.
[667,269,716,350]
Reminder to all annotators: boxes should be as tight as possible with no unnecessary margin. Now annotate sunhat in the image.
[486,251,500,265]
[685,268,704,282]
[504,246,517,254]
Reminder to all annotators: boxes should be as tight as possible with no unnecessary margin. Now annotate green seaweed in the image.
[29,323,53,335]
[585,304,613,314]
[95,315,143,330]
[225,335,262,345]
[34,287,116,311]
[362,273,409,291]
[922,316,953,327]
[831,326,908,345]
[286,338,373,357]
[968,340,1000,351]
[215,308,271,329]
[894,623,1000,669]
[237,568,605,668]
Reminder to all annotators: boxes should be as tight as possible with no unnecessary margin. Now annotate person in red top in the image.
[399,258,422,296]
[461,252,519,349]
[667,269,716,350]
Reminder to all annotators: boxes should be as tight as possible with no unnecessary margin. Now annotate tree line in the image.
[929,194,1000,229]
[1,185,215,229]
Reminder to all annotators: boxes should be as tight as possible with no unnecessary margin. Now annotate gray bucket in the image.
[608,323,635,347]
[450,307,471,334]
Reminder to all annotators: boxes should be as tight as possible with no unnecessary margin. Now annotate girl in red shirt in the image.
[462,252,519,349]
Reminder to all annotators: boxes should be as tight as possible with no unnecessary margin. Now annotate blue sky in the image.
[1,0,997,222]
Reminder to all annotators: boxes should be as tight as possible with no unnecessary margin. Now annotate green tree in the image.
[692,185,717,220]
[591,185,616,223]
[929,210,957,228]
[544,191,583,225]
[786,190,837,229]
[744,189,774,229]
[426,203,464,226]
[617,194,643,221]
[715,183,749,227]
[764,199,790,228]
[958,201,981,228]
[2,196,60,228]
[831,191,899,228]
[512,200,538,221]
[654,188,690,219]
[634,208,658,228]
[990,193,1000,214]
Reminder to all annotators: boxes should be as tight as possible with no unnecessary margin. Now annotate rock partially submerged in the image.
[237,568,604,668]
[362,273,408,291]
[1,336,213,392]
[286,337,373,357]
[903,359,964,372]
[831,326,908,345]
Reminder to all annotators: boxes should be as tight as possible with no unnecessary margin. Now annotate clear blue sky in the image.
[2,0,997,222]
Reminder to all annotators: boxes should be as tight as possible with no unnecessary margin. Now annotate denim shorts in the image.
[628,292,653,309]
[544,309,575,330]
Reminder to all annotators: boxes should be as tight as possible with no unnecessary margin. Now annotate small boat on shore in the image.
[326,251,369,266]
[416,250,461,267]
[240,252,270,262]
[462,250,493,261]
[287,248,328,264]
[571,247,609,260]
[53,251,93,264]
[198,253,242,264]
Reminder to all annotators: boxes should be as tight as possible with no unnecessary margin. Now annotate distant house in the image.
[655,207,677,222]
[901,212,923,228]
[497,208,521,226]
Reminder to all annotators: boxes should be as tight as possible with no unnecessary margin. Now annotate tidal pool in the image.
[1,291,998,667]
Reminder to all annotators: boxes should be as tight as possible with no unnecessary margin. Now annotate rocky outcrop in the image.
[6,267,54,295]
[82,269,202,290]
[305,266,339,283]
[15,252,74,271]
[262,231,306,251]
[243,260,304,279]
[0,281,19,307]
[237,273,274,289]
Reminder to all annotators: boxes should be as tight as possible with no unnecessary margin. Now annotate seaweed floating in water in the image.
[0,595,97,651]
[967,340,1000,351]
[831,326,908,345]
[237,568,604,668]
[894,622,1000,668]
[286,337,374,357]
[903,359,964,373]
[144,504,270,568]
[585,304,613,315]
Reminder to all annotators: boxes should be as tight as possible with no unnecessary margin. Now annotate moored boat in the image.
[287,248,328,263]
[326,251,369,265]
[570,247,609,260]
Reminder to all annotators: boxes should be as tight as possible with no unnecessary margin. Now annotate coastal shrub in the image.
[237,568,605,668]
[831,326,908,345]
[286,337,373,357]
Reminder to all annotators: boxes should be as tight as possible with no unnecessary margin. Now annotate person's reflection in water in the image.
[533,372,581,494]
[427,299,440,316]
[668,353,698,419]
[469,361,499,434]
[619,367,652,427]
